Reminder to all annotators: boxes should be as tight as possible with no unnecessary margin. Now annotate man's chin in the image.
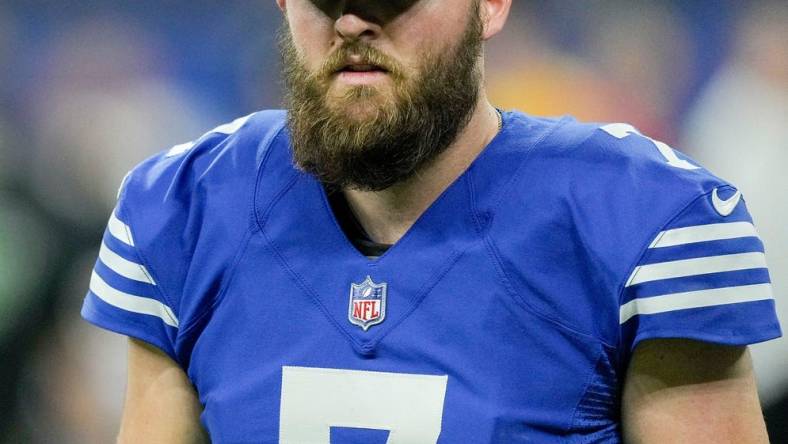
[326,94,393,123]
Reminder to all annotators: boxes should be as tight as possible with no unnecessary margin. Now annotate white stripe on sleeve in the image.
[626,252,767,287]
[649,222,759,248]
[99,242,156,285]
[108,211,135,247]
[89,271,178,327]
[620,283,773,324]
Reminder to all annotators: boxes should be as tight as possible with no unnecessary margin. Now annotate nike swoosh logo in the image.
[712,188,742,216]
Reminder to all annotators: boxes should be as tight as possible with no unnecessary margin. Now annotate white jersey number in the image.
[279,366,448,443]
[601,123,700,170]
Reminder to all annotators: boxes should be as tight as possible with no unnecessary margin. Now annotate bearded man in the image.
[82,1,781,442]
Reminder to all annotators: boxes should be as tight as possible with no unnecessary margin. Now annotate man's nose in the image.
[335,13,382,41]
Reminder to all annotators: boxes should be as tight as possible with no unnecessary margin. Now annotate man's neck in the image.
[343,96,500,245]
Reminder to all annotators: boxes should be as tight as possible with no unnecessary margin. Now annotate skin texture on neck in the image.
[343,98,500,245]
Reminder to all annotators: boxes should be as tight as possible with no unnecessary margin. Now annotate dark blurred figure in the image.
[0,4,64,441]
[9,14,223,444]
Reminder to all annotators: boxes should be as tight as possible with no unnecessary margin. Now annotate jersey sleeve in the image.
[620,186,782,352]
[79,111,284,364]
[81,194,180,361]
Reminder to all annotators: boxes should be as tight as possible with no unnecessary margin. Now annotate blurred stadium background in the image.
[0,0,785,441]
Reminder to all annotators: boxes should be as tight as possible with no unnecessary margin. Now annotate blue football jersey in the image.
[82,111,781,443]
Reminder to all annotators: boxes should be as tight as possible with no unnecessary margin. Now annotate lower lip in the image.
[336,70,389,86]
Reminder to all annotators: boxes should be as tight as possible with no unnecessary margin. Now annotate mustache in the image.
[317,41,405,80]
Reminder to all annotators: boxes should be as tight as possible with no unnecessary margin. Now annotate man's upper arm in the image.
[622,338,769,443]
[614,182,780,442]
[118,338,208,444]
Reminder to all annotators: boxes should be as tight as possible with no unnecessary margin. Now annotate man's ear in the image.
[276,0,286,12]
[481,0,512,40]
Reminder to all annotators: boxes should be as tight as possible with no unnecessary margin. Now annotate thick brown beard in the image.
[280,4,484,192]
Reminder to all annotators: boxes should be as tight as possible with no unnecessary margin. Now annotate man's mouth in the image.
[337,63,388,73]
[333,62,391,86]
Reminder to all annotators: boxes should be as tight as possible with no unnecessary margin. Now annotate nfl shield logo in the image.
[348,276,387,331]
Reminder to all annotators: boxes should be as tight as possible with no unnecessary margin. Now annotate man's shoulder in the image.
[104,110,288,338]
[482,112,735,235]
[504,114,729,208]
[116,110,288,229]
[124,109,287,201]
[490,115,744,345]
[116,109,287,280]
